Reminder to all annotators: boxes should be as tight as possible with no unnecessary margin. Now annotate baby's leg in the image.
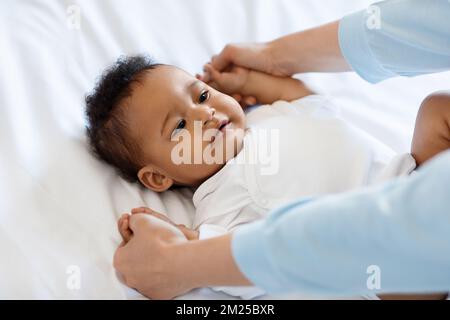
[118,208,174,244]
[117,207,199,244]
[411,91,450,166]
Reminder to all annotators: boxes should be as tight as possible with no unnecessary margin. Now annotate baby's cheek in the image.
[230,99,246,120]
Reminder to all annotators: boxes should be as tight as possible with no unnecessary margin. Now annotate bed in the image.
[1,0,449,299]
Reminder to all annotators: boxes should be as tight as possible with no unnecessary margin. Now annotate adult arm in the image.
[208,0,450,83]
[114,151,450,298]
[231,151,450,296]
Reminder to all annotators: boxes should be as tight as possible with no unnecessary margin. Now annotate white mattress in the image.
[1,0,449,299]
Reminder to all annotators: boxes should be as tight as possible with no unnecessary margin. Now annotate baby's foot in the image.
[131,207,175,224]
[131,207,200,240]
[118,213,133,243]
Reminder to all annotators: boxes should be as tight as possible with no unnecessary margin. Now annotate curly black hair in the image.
[85,55,161,184]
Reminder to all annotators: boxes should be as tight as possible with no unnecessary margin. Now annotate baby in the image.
[86,55,450,299]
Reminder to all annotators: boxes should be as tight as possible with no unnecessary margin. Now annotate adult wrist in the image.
[171,234,252,289]
[267,33,307,76]
[167,240,201,292]
[269,20,348,75]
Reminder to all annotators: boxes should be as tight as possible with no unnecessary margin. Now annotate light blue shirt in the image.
[339,0,450,83]
[232,0,450,296]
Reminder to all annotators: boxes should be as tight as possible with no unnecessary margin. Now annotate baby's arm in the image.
[411,91,450,166]
[378,90,450,300]
[202,64,314,106]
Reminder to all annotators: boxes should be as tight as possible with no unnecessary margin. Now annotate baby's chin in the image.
[211,119,245,155]
[226,125,246,159]
[179,129,246,187]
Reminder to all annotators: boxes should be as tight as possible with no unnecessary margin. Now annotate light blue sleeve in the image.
[338,0,450,83]
[232,151,450,296]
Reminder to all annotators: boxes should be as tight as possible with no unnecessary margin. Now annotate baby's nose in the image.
[201,107,216,125]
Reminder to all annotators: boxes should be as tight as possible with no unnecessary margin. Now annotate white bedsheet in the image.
[1,0,449,299]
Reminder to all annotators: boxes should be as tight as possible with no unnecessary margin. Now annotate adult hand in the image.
[201,21,348,83]
[197,64,257,108]
[197,43,277,107]
[113,213,194,299]
[201,42,289,84]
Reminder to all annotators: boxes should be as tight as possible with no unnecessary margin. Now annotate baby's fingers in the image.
[203,63,222,83]
[243,96,257,106]
[232,94,243,102]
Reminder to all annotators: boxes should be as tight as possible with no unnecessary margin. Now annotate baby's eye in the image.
[199,90,209,103]
[171,119,186,138]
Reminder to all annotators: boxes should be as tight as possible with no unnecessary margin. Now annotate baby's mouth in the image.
[210,120,231,143]
[218,120,230,132]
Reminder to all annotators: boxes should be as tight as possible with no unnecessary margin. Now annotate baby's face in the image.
[125,65,246,190]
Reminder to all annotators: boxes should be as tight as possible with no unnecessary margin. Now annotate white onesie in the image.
[192,95,416,299]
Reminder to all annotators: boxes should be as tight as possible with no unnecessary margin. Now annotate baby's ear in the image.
[138,166,173,192]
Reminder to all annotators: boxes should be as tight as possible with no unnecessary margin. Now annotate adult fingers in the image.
[211,45,237,72]
[131,207,152,214]
[203,63,222,83]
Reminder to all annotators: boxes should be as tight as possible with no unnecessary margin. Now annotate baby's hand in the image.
[118,207,199,244]
[197,64,257,107]
[199,60,314,106]
[199,63,249,94]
